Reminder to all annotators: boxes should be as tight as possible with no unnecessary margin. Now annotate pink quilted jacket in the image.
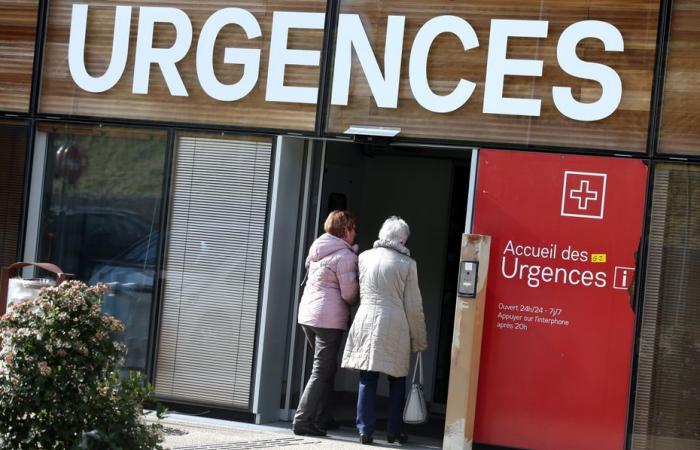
[298,233,359,330]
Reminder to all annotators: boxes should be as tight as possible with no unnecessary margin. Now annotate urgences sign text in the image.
[69,5,625,122]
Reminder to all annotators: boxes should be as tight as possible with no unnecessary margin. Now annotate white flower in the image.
[37,361,51,376]
[16,328,31,338]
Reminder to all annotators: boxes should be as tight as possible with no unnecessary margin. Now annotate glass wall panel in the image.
[0,0,38,112]
[0,121,28,267]
[327,0,659,152]
[658,0,700,155]
[40,0,326,131]
[32,123,167,372]
[632,163,700,449]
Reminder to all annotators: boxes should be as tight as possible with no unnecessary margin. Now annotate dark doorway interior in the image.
[290,141,471,438]
[433,161,469,403]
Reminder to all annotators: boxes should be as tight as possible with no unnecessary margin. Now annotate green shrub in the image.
[0,281,164,449]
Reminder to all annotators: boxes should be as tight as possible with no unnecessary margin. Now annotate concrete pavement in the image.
[146,412,443,449]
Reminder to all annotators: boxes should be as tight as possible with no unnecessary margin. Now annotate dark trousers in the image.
[293,325,342,428]
[356,371,406,436]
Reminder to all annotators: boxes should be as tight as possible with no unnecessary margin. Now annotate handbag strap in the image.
[0,262,68,315]
[411,352,424,385]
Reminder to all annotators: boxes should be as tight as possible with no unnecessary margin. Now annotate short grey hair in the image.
[378,216,410,244]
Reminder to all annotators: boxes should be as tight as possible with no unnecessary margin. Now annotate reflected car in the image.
[42,207,153,280]
[89,232,160,372]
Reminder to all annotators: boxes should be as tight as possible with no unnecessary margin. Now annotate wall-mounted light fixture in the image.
[344,125,401,138]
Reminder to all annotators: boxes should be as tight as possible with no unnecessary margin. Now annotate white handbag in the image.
[0,262,67,314]
[403,352,428,424]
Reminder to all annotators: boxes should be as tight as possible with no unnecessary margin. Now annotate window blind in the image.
[0,124,27,267]
[155,135,272,409]
[632,164,700,449]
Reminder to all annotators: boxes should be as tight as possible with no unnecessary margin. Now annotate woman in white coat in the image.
[341,216,428,445]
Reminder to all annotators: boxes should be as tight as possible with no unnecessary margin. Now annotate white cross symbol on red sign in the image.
[561,171,607,219]
[569,180,598,210]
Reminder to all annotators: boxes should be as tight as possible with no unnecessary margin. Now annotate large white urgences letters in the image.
[68,4,625,121]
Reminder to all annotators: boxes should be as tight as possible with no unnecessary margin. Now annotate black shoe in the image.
[360,433,373,445]
[387,432,408,444]
[317,418,340,431]
[293,423,327,437]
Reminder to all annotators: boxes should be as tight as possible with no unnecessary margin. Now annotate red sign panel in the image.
[472,149,648,450]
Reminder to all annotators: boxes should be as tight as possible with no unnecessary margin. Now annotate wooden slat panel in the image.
[40,0,326,131]
[659,0,700,155]
[0,0,38,112]
[328,0,660,152]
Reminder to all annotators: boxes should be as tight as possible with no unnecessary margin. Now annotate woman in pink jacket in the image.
[293,210,359,437]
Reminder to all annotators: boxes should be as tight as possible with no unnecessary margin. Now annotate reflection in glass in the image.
[35,124,166,371]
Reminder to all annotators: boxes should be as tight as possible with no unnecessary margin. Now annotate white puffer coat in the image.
[341,240,428,378]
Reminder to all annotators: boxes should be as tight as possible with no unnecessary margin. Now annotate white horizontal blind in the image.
[631,169,668,450]
[632,165,700,449]
[155,135,272,408]
[0,126,26,267]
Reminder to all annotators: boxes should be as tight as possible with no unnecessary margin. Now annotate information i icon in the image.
[614,267,635,290]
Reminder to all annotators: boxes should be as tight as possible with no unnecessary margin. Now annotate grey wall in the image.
[253,137,306,423]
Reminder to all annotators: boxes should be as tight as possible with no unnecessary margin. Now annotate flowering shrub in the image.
[0,281,164,449]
